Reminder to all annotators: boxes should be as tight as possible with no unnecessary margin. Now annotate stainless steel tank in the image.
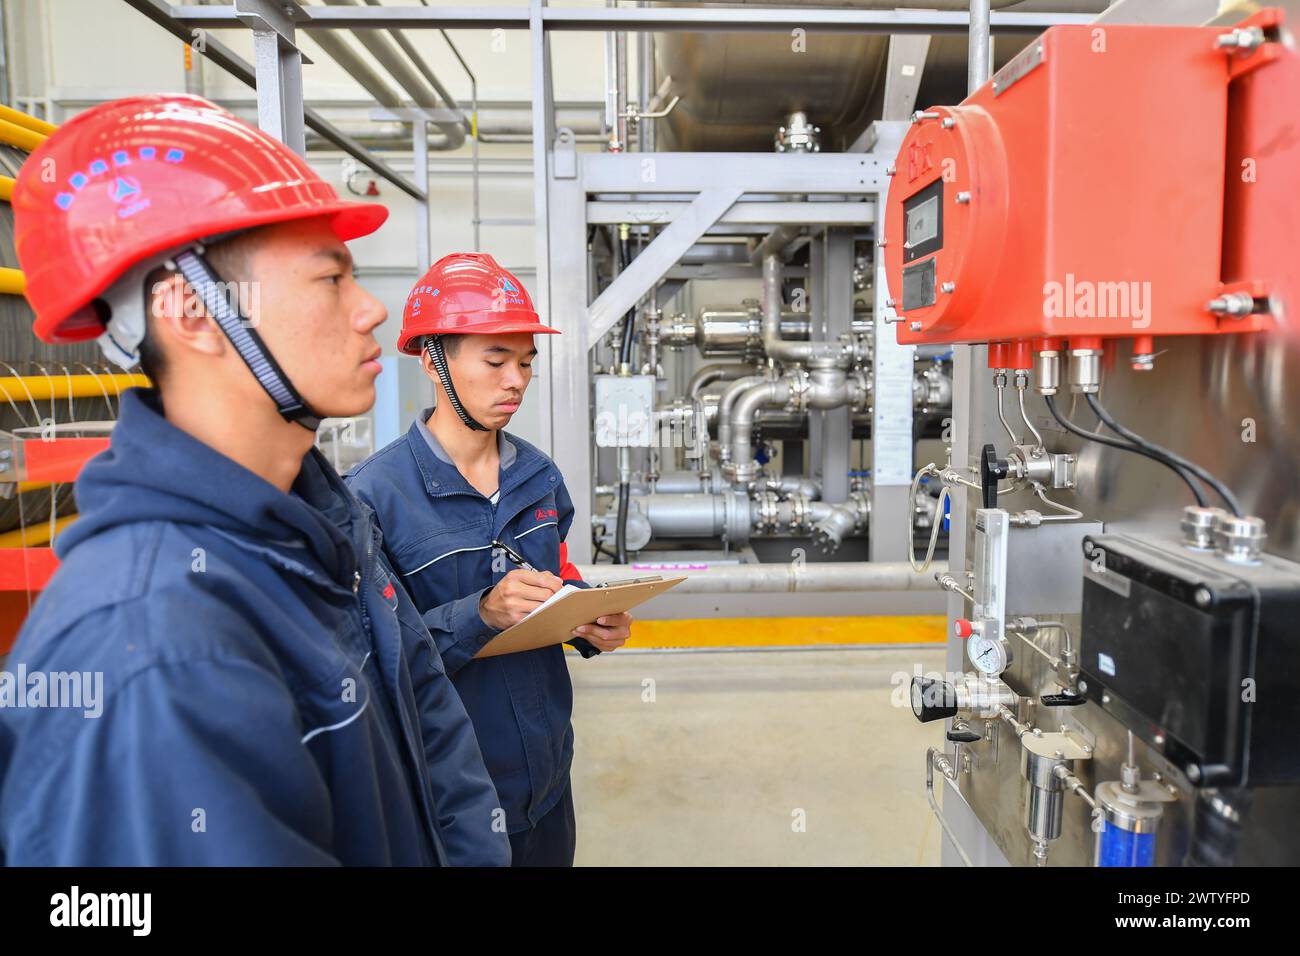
[653,0,1108,152]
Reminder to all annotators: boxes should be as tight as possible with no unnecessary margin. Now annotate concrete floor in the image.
[567,645,947,866]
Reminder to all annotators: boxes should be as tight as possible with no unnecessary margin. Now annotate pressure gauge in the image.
[968,633,1011,676]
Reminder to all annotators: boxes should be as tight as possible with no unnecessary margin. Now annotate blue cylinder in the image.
[1097,821,1156,867]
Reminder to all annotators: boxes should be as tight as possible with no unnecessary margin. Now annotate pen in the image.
[491,538,538,573]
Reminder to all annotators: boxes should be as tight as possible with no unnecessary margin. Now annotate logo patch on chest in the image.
[535,507,558,520]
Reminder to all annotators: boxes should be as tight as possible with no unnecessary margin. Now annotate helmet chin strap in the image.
[425,335,489,432]
[171,247,321,432]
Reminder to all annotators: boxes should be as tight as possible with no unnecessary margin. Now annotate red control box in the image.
[884,24,1235,349]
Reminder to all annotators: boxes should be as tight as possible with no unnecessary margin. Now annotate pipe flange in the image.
[751,490,780,534]
[786,367,812,412]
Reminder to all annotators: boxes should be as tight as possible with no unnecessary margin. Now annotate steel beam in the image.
[582,153,889,195]
[868,121,915,562]
[586,186,743,343]
[171,5,1091,35]
[585,200,874,227]
[121,0,424,200]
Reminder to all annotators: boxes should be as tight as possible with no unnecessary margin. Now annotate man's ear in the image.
[149,273,226,359]
[419,344,442,386]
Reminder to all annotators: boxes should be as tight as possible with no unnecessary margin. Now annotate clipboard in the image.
[475,575,686,658]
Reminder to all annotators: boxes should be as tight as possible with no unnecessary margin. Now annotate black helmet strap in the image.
[425,334,488,432]
[172,247,321,432]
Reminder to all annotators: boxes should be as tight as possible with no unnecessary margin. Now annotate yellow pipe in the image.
[0,105,56,137]
[0,373,150,401]
[0,514,77,549]
[17,482,50,493]
[0,176,13,202]
[0,117,46,152]
[0,268,24,295]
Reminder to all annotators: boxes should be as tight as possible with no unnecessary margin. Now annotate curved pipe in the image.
[761,254,813,364]
[715,373,768,458]
[687,362,757,399]
[927,748,975,867]
[730,378,792,481]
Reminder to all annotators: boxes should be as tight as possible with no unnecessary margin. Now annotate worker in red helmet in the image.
[347,252,632,866]
[0,95,508,866]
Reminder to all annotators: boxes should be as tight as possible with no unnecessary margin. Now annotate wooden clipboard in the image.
[475,575,686,658]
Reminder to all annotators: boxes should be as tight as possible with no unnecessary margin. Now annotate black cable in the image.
[617,232,636,367]
[614,482,630,564]
[1085,393,1242,516]
[1044,395,1207,507]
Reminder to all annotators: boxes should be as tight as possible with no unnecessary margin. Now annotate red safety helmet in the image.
[397,252,558,356]
[14,93,388,344]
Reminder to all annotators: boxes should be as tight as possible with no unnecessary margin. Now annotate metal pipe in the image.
[687,362,758,399]
[969,0,993,94]
[305,27,405,112]
[432,26,482,248]
[749,225,802,266]
[927,747,975,867]
[715,373,768,457]
[761,255,811,364]
[575,560,946,593]
[730,378,791,481]
[637,5,654,152]
[321,0,465,150]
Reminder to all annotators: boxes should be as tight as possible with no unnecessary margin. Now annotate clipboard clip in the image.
[595,575,664,588]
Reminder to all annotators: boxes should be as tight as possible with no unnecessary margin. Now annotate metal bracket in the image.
[587,185,743,341]
[233,0,313,62]
[554,127,578,180]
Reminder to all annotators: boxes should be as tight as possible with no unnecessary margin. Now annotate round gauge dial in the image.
[967,633,1009,676]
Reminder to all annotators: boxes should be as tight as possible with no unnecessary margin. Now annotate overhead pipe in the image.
[761,254,816,364]
[320,0,466,150]
[748,224,802,266]
[575,560,946,594]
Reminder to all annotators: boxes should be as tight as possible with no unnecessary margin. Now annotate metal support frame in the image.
[237,0,309,154]
[861,31,933,561]
[546,149,898,563]
[170,5,1090,35]
[820,230,854,504]
[127,0,1062,583]
[122,0,424,199]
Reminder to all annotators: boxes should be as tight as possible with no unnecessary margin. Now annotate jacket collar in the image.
[404,413,549,502]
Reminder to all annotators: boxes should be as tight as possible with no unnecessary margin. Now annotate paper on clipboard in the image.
[474,575,686,659]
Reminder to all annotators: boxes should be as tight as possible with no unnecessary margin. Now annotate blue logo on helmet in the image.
[110,176,141,203]
[500,277,519,295]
